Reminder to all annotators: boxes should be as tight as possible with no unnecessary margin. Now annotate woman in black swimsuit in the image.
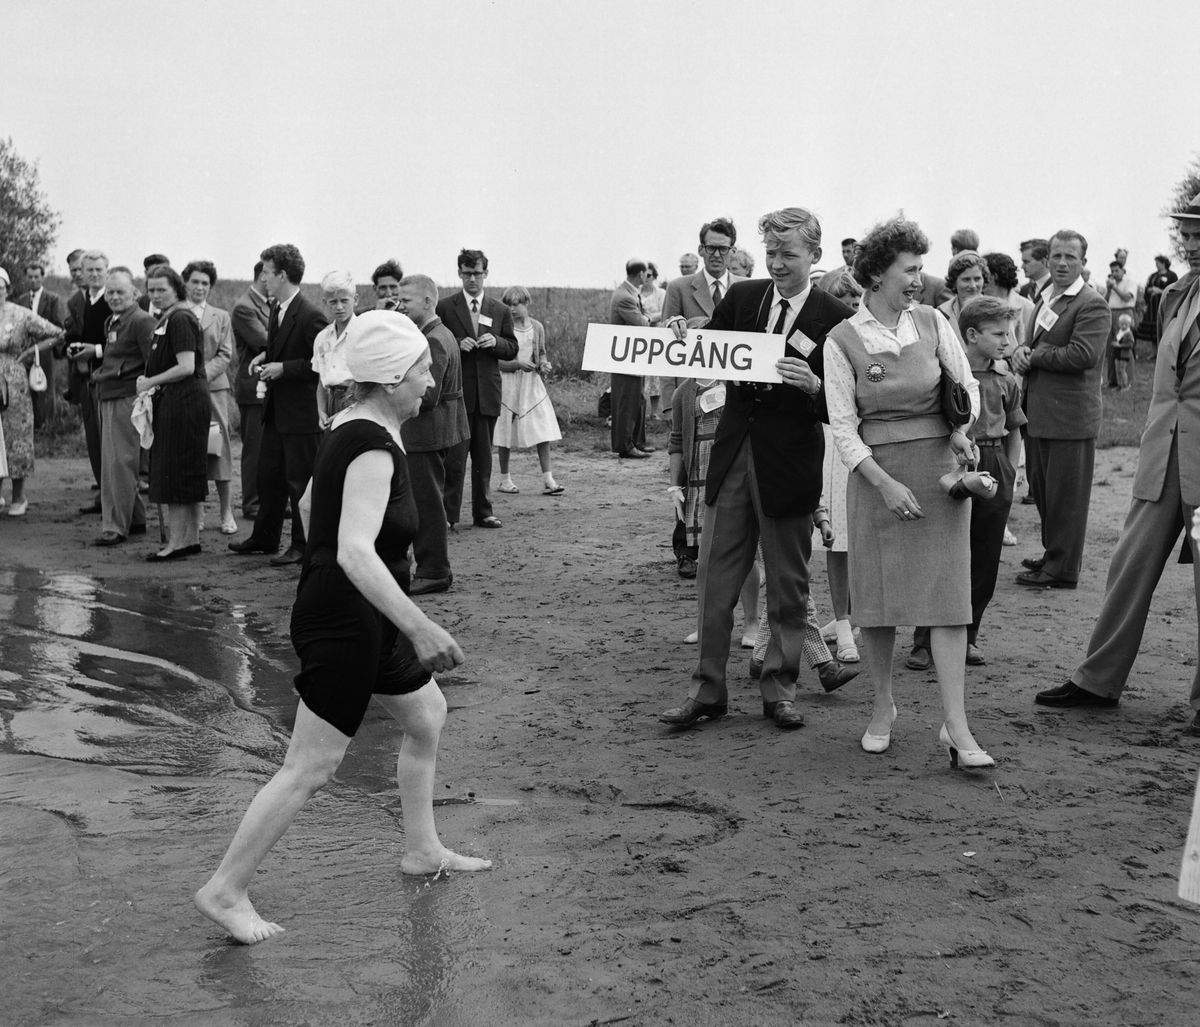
[196,311,490,944]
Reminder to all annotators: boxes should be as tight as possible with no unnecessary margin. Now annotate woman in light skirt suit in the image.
[824,217,994,769]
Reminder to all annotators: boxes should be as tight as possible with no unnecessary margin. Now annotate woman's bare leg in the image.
[860,626,897,736]
[827,552,850,620]
[536,441,552,473]
[216,481,234,524]
[374,680,491,875]
[194,700,351,943]
[929,625,983,750]
[11,477,26,505]
[498,447,511,475]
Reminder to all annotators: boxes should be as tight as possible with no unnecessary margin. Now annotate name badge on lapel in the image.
[1035,304,1059,333]
[698,383,726,412]
[478,314,494,328]
[789,331,817,358]
[108,331,117,345]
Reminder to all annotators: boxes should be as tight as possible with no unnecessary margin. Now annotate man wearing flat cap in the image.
[1036,194,1200,736]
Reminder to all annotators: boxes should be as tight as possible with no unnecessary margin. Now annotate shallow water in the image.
[0,569,500,1026]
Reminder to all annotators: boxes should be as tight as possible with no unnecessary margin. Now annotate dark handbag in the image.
[940,367,970,428]
[0,376,8,413]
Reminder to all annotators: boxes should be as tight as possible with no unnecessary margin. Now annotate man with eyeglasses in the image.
[662,218,744,335]
[436,249,518,529]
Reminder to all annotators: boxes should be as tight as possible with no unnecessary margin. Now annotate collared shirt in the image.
[29,287,43,311]
[1031,272,1051,297]
[274,289,298,318]
[311,314,355,386]
[189,301,207,323]
[702,268,732,296]
[1106,275,1136,310]
[461,289,483,315]
[767,281,812,340]
[88,287,106,305]
[824,301,980,471]
[1041,275,1085,308]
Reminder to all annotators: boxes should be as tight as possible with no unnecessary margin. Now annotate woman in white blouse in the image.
[824,217,994,770]
[311,270,357,427]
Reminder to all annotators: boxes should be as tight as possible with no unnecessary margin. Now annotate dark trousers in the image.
[1072,438,1200,706]
[250,422,318,551]
[690,438,812,705]
[610,373,646,454]
[238,403,263,516]
[444,410,496,524]
[671,517,695,562]
[30,351,56,429]
[80,380,102,485]
[1026,434,1095,583]
[408,448,452,580]
[914,444,1016,648]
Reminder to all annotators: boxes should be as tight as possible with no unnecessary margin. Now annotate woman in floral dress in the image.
[0,267,64,515]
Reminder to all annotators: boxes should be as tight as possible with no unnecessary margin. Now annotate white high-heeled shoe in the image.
[861,704,897,754]
[939,723,995,769]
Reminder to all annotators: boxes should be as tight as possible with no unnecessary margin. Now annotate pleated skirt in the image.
[847,434,971,626]
[150,378,210,504]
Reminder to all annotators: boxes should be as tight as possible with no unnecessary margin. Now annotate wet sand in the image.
[3,436,1200,1026]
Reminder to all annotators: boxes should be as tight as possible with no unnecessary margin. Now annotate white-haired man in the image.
[659,208,855,731]
[62,249,111,508]
[92,268,154,545]
[397,274,470,594]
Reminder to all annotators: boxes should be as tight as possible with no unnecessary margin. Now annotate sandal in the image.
[837,642,860,663]
[543,484,565,495]
[497,483,520,494]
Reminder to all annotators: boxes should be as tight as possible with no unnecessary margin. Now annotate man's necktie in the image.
[712,281,723,308]
[772,298,790,334]
[1175,281,1200,383]
[637,292,645,315]
[470,298,480,333]
[267,301,280,355]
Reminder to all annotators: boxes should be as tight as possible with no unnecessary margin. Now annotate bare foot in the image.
[401,848,492,876]
[194,881,285,944]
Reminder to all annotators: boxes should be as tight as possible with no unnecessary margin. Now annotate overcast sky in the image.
[2,0,1196,290]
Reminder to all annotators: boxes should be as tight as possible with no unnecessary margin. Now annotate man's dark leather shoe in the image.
[1035,681,1119,708]
[816,660,860,693]
[763,700,805,729]
[228,538,279,555]
[1185,711,1200,737]
[409,576,452,596]
[79,501,102,515]
[619,448,651,459]
[129,523,147,535]
[93,531,125,547]
[1016,570,1077,589]
[906,646,932,671]
[1021,556,1046,571]
[749,657,763,679]
[677,556,697,579]
[269,546,304,566]
[659,697,728,726]
[474,516,503,529]
[1021,494,1036,505]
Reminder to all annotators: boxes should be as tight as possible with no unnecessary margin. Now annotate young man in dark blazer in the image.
[436,249,517,529]
[1036,198,1200,729]
[608,260,653,459]
[61,250,112,506]
[1011,229,1110,588]
[659,208,855,731]
[229,244,328,564]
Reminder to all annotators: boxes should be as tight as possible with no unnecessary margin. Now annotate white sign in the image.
[582,324,785,383]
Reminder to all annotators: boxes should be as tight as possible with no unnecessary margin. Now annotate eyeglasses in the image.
[459,270,486,279]
[700,245,732,256]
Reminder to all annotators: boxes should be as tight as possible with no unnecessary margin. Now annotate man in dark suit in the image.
[1018,239,1051,301]
[61,250,112,507]
[659,207,854,731]
[231,262,271,519]
[228,244,328,564]
[1011,229,1110,588]
[18,261,67,427]
[1036,199,1200,729]
[608,260,653,459]
[436,249,517,529]
[398,274,470,593]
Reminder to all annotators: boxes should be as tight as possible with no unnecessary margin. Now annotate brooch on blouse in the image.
[865,361,886,383]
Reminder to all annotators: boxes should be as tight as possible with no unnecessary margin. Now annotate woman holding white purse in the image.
[0,266,63,516]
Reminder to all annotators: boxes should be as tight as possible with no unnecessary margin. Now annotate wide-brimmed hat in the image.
[1170,191,1200,221]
